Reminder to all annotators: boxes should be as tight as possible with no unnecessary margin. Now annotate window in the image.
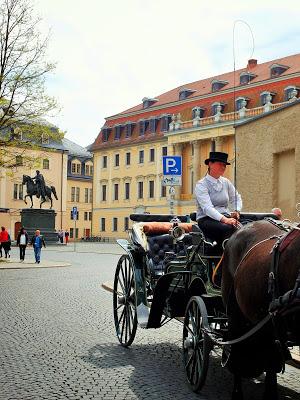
[161,184,166,198]
[125,123,133,138]
[162,146,168,156]
[211,140,216,152]
[89,212,92,221]
[102,128,111,142]
[149,148,155,162]
[161,115,171,132]
[240,72,256,85]
[149,180,154,198]
[236,97,248,111]
[76,187,80,202]
[125,182,130,200]
[102,185,107,201]
[212,102,224,115]
[43,159,49,169]
[71,187,75,202]
[260,91,274,106]
[139,150,144,164]
[102,155,107,168]
[100,218,105,231]
[191,171,194,194]
[114,183,119,200]
[85,164,93,175]
[84,211,88,221]
[149,118,158,133]
[115,154,119,167]
[211,80,228,92]
[70,228,74,238]
[179,88,195,100]
[139,120,148,136]
[75,228,79,238]
[89,188,93,203]
[142,97,158,108]
[71,162,81,174]
[284,86,298,101]
[125,152,131,165]
[15,155,23,166]
[270,63,288,78]
[85,188,89,203]
[76,163,81,174]
[90,165,93,175]
[114,125,123,140]
[192,107,205,119]
[138,181,143,199]
[124,217,129,231]
[113,217,118,231]
[13,183,23,200]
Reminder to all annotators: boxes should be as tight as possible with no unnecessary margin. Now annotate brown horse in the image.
[222,219,300,400]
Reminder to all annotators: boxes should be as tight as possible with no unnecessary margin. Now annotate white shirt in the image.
[20,234,26,245]
[195,174,242,221]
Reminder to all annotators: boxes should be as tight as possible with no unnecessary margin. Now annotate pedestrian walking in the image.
[0,226,10,258]
[58,230,63,244]
[17,227,29,262]
[30,230,46,264]
[65,230,69,244]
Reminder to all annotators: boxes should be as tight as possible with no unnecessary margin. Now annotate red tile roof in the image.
[112,53,300,117]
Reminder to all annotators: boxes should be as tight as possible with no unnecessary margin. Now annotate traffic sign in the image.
[162,176,182,186]
[72,206,78,220]
[163,156,182,176]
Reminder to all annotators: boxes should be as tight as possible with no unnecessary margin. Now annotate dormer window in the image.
[284,86,299,101]
[211,102,225,115]
[160,114,172,132]
[114,124,123,140]
[142,97,158,109]
[179,88,196,100]
[149,117,158,133]
[139,119,148,136]
[102,127,111,142]
[211,79,228,92]
[270,63,289,78]
[260,91,275,106]
[236,97,249,111]
[125,122,135,138]
[192,107,205,119]
[240,72,256,85]
[41,134,49,144]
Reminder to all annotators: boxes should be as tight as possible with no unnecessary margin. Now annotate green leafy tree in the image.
[0,0,63,169]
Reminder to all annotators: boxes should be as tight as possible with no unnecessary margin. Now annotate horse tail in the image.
[51,186,58,200]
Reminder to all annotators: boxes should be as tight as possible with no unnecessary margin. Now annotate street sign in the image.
[72,206,78,220]
[162,176,182,186]
[163,156,182,176]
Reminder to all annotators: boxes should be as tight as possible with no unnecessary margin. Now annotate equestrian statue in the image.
[22,171,58,209]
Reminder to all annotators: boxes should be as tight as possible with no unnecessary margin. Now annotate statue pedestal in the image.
[21,209,58,244]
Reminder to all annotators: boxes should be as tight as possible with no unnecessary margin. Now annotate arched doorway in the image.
[15,222,21,240]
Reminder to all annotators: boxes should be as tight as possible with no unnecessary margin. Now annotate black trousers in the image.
[19,245,26,260]
[198,217,236,249]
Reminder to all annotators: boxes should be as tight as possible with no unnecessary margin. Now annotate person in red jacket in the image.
[0,226,10,258]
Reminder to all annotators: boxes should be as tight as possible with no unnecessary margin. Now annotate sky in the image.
[34,0,300,147]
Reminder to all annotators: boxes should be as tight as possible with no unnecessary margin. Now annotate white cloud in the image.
[33,0,300,146]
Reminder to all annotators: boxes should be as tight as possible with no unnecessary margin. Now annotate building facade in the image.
[92,53,300,238]
[63,139,93,240]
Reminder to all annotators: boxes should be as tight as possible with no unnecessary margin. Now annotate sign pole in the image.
[169,186,175,215]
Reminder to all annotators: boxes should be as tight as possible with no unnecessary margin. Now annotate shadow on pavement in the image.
[81,342,300,400]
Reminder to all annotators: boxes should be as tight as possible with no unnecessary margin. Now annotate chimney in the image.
[247,59,257,69]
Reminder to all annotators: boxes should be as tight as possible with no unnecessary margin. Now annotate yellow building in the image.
[92,54,300,238]
[63,139,93,240]
[0,141,68,239]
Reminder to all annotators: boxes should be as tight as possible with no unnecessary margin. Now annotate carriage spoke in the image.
[117,275,126,295]
[116,306,125,332]
[189,309,197,334]
[190,351,197,384]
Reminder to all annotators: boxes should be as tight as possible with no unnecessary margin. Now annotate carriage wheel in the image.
[113,254,137,347]
[183,296,210,392]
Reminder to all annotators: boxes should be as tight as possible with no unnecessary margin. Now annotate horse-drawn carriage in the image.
[113,212,300,399]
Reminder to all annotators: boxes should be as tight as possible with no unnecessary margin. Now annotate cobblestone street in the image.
[0,244,299,400]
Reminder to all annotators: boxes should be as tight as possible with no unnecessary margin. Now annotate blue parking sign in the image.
[72,206,78,219]
[163,156,182,176]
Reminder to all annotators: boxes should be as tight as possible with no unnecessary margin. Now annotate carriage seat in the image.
[189,211,279,223]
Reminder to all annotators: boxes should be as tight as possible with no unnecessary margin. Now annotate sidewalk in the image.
[0,258,71,269]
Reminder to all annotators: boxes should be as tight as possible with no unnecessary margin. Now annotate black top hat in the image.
[204,151,231,165]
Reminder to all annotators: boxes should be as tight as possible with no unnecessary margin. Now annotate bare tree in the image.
[0,0,63,169]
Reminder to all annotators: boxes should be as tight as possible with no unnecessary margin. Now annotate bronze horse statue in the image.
[222,219,300,400]
[22,175,58,209]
